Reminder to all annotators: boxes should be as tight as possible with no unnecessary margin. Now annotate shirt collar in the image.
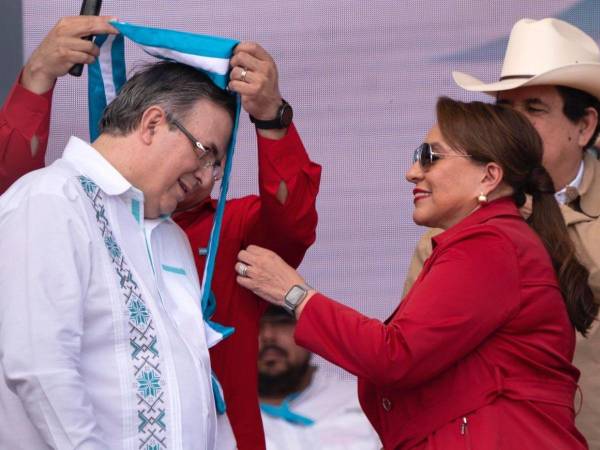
[432,197,520,249]
[62,136,134,197]
[554,159,585,205]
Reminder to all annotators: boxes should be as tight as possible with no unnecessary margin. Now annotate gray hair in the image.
[99,61,237,135]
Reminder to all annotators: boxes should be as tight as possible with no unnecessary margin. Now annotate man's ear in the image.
[480,162,504,195]
[577,106,599,148]
[139,106,168,145]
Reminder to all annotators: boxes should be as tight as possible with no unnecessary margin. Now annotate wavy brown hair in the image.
[436,96,597,335]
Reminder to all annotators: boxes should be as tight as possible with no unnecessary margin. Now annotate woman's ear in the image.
[480,162,504,195]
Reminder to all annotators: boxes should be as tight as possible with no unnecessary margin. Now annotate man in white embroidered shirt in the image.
[0,62,236,449]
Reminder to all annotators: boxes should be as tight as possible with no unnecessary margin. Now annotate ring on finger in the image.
[237,262,249,277]
[240,68,248,83]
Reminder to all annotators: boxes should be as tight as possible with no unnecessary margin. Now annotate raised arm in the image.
[237,229,521,388]
[0,16,117,194]
[228,42,321,268]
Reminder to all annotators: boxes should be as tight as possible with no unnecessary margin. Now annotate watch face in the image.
[286,285,305,303]
[285,285,307,311]
[280,103,293,127]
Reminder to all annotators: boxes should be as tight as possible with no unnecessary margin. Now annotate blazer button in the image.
[382,397,392,412]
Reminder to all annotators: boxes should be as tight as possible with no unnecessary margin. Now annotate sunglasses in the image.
[413,143,471,169]
[171,118,224,181]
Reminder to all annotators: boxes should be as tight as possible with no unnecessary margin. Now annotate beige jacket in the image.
[403,152,600,448]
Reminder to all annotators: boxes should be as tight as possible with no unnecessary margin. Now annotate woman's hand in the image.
[235,245,307,306]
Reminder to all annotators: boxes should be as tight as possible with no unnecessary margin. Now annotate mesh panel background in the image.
[22,0,597,377]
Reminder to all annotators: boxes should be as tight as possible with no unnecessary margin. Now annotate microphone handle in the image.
[68,0,103,77]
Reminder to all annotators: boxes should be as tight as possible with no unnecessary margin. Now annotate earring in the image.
[477,192,488,204]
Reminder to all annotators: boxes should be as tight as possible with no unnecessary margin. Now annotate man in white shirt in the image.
[0,61,236,450]
[258,306,380,450]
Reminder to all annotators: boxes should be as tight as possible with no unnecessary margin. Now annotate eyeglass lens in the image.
[413,143,436,168]
[172,118,223,180]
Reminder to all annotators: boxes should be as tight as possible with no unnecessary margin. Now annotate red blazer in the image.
[296,198,587,449]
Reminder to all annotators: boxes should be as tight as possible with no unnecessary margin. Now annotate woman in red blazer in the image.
[235,98,598,449]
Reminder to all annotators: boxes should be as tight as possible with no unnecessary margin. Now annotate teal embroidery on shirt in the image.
[161,264,186,275]
[131,199,141,224]
[104,235,122,258]
[128,295,150,326]
[137,370,162,397]
[78,175,167,450]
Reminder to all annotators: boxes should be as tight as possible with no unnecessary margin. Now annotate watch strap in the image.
[250,99,292,129]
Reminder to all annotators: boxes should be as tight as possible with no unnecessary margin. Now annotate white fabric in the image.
[261,369,381,450]
[140,45,231,75]
[0,137,217,450]
[99,34,118,103]
[216,414,237,450]
[555,158,585,205]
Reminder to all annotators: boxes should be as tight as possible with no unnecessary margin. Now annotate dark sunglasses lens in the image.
[419,143,433,168]
[413,147,420,164]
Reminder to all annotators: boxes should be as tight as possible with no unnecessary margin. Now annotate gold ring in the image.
[240,68,248,83]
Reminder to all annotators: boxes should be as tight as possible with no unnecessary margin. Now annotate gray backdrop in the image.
[0,0,22,103]
[20,0,600,376]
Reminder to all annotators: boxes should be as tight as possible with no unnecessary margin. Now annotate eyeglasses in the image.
[170,117,224,181]
[413,143,471,169]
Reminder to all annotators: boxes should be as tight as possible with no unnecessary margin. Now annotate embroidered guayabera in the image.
[78,175,167,450]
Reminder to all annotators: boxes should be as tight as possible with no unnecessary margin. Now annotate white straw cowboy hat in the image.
[453,18,600,100]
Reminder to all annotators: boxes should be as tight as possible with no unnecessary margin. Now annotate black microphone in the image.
[68,0,103,77]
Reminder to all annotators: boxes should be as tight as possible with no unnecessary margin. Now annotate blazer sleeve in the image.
[0,75,52,194]
[295,227,522,388]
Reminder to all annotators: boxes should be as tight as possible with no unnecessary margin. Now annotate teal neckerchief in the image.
[260,393,316,426]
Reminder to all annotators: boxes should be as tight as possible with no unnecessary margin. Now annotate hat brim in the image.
[453,63,600,101]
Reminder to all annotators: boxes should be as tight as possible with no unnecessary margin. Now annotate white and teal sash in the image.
[88,21,239,413]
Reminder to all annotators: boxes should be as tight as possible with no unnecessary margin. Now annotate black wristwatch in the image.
[283,284,311,315]
[250,100,293,129]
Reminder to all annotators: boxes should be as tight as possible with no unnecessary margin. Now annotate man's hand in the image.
[21,16,118,95]
[228,42,287,139]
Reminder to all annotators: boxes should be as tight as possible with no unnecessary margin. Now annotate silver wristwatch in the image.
[283,284,311,314]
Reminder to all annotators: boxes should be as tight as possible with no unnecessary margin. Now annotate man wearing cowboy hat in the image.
[403,17,600,447]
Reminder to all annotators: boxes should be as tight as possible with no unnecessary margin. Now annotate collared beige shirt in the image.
[403,151,600,448]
